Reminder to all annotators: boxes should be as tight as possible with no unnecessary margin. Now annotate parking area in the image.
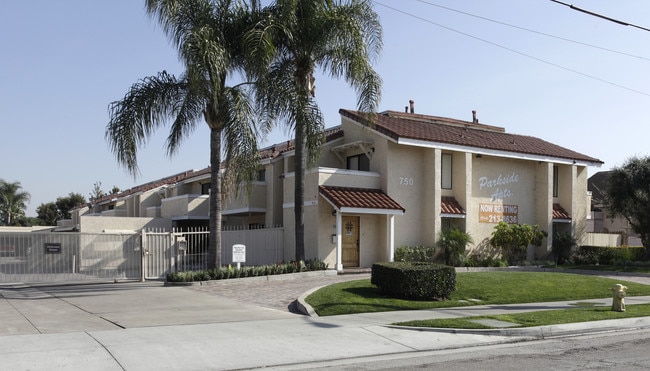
[0,272,370,336]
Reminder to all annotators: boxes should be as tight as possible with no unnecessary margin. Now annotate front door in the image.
[342,216,360,267]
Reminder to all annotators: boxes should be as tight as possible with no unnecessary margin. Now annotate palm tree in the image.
[251,0,382,261]
[0,179,31,226]
[106,0,266,268]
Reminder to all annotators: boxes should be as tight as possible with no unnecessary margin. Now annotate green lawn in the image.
[305,271,650,317]
[396,303,650,329]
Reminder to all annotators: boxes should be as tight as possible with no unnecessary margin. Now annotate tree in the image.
[0,179,31,226]
[252,0,382,261]
[56,193,86,220]
[605,156,650,252]
[436,227,473,267]
[36,202,59,226]
[89,181,106,203]
[489,222,547,265]
[106,0,266,268]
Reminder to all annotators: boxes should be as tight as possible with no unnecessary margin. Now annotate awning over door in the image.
[319,186,405,215]
[441,196,466,218]
[552,203,572,223]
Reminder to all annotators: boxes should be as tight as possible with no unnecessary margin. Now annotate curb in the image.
[296,285,325,317]
[386,316,650,338]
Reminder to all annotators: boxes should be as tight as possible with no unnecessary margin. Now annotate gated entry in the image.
[0,232,142,283]
[141,228,209,279]
[0,226,281,283]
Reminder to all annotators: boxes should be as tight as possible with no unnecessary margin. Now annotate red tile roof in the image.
[553,203,572,220]
[89,167,212,207]
[259,126,343,160]
[319,186,405,212]
[339,109,603,165]
[441,197,465,215]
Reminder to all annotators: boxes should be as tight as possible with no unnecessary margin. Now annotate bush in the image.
[394,245,435,262]
[490,222,547,265]
[166,259,329,282]
[371,262,456,300]
[552,232,577,265]
[572,246,646,265]
[436,228,473,267]
[465,255,507,267]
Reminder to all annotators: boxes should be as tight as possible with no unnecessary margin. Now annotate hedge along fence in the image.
[371,262,456,301]
[166,259,329,282]
[572,245,646,265]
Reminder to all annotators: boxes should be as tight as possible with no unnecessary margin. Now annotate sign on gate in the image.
[44,242,62,254]
[232,244,246,263]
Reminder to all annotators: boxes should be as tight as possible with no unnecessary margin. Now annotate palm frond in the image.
[105,71,197,176]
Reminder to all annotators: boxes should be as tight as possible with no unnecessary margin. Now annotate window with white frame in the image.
[441,153,452,189]
[553,166,559,197]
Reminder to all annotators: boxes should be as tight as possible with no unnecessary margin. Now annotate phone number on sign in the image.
[486,214,518,224]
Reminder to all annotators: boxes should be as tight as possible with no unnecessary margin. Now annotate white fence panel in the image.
[0,232,140,283]
[584,233,621,247]
[222,227,284,266]
[0,226,284,283]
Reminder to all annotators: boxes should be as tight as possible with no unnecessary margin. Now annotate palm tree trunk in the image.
[294,119,306,262]
[208,126,223,269]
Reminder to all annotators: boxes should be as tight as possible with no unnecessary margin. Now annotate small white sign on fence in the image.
[232,244,246,263]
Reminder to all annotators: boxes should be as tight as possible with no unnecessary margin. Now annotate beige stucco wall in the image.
[223,182,267,212]
[161,195,209,219]
[80,215,171,233]
[384,142,428,248]
[139,191,162,217]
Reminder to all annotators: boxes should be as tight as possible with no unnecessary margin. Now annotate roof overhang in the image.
[552,203,572,223]
[222,207,266,216]
[397,137,603,167]
[441,196,466,218]
[319,186,405,216]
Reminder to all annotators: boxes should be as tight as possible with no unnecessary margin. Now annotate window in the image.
[201,183,210,195]
[441,153,452,189]
[553,166,559,197]
[347,154,370,171]
[257,169,266,182]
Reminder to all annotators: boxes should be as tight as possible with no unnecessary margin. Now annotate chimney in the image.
[405,106,408,113]
[409,100,414,114]
[472,110,478,124]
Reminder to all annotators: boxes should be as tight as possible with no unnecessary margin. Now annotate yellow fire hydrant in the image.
[610,284,627,312]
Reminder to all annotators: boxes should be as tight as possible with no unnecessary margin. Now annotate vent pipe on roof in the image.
[472,110,478,124]
[405,106,408,113]
[409,100,414,114]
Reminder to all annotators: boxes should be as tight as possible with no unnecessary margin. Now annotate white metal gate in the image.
[0,227,283,283]
[142,229,173,279]
[0,232,141,283]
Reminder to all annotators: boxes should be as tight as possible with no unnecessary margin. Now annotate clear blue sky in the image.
[2,1,649,217]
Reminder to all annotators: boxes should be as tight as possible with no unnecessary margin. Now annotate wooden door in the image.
[342,216,360,267]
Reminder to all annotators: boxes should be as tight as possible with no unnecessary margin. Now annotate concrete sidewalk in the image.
[1,272,650,370]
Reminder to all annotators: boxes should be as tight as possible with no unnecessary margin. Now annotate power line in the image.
[416,0,650,62]
[373,1,650,98]
[550,0,650,33]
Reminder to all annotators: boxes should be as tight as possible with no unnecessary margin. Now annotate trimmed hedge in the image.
[371,262,456,300]
[572,246,646,265]
[166,259,328,282]
[394,245,435,262]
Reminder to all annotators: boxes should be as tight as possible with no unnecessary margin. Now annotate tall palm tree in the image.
[0,179,31,226]
[250,0,382,261]
[106,0,266,268]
